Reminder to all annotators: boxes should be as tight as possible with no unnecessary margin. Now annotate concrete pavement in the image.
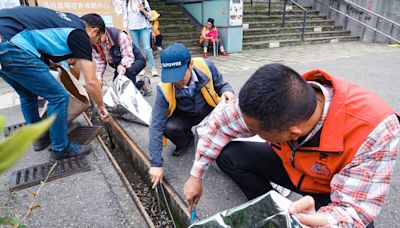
[0,106,147,227]
[0,41,399,227]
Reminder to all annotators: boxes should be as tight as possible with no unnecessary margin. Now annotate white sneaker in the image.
[271,182,291,197]
[157,46,163,51]
[151,68,159,77]
[139,69,145,76]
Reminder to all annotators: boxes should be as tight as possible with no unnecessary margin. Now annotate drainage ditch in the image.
[85,108,185,227]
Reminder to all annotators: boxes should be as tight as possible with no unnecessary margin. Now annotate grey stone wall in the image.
[297,0,400,43]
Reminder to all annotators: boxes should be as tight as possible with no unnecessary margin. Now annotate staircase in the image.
[243,1,359,49]
[149,0,201,55]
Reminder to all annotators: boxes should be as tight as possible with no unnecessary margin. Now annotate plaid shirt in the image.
[92,31,134,81]
[191,82,400,227]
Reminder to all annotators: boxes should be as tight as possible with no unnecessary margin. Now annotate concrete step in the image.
[243,14,326,21]
[163,32,198,39]
[155,11,186,18]
[150,4,181,10]
[243,30,352,42]
[247,20,335,28]
[158,17,192,24]
[244,4,313,11]
[163,39,200,48]
[161,24,197,33]
[243,9,320,15]
[242,36,360,49]
[243,25,344,35]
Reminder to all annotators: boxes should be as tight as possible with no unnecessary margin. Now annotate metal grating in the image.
[9,155,91,191]
[4,122,27,137]
[68,126,102,145]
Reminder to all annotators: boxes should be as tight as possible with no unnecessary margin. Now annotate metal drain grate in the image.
[9,155,91,191]
[68,126,101,145]
[4,122,27,137]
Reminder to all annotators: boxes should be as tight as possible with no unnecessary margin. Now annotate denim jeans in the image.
[129,28,157,70]
[0,41,69,152]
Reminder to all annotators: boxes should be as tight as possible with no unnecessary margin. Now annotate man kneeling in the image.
[148,43,235,188]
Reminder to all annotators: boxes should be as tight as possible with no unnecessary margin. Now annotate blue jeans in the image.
[129,28,157,70]
[0,42,69,152]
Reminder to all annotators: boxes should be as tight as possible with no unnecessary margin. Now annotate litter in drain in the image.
[4,122,27,137]
[68,126,101,145]
[9,155,91,191]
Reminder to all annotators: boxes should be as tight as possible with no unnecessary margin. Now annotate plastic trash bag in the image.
[189,191,303,228]
[43,65,90,122]
[103,74,152,125]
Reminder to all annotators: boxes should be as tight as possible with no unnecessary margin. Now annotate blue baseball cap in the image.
[160,43,191,83]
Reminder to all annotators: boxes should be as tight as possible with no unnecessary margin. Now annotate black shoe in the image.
[33,131,51,151]
[49,143,92,161]
[173,138,194,157]
[138,76,152,96]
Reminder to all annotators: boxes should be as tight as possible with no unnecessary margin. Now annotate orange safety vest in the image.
[159,57,221,146]
[271,69,397,194]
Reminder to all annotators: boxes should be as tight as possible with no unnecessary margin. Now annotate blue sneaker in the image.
[49,143,91,161]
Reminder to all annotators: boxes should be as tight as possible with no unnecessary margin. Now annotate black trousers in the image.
[216,141,374,227]
[113,59,146,88]
[164,109,211,149]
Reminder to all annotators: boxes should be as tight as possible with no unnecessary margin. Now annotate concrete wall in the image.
[308,0,400,43]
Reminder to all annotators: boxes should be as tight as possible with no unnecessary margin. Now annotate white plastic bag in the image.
[103,74,152,126]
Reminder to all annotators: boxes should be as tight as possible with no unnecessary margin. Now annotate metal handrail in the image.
[344,0,400,28]
[343,0,400,43]
[282,0,307,41]
[313,0,400,44]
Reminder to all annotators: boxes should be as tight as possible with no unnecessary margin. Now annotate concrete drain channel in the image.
[84,111,190,228]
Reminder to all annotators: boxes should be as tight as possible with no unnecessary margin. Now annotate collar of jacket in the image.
[105,28,117,48]
[302,69,345,153]
[192,66,211,89]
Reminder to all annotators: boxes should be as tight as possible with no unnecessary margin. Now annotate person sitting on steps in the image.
[199,18,229,58]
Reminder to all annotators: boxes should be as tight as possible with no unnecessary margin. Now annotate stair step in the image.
[161,24,197,33]
[246,20,335,28]
[244,5,313,11]
[158,17,192,23]
[243,14,326,21]
[152,9,184,15]
[243,36,360,49]
[243,9,320,15]
[163,33,198,39]
[150,4,181,10]
[243,30,351,42]
[243,25,344,35]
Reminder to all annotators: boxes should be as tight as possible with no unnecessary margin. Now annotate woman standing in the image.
[123,0,159,76]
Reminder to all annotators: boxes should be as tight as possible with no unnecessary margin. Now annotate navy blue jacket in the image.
[0,6,86,60]
[148,59,233,166]
[99,27,146,69]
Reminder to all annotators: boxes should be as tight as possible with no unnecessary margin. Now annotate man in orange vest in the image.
[184,64,399,227]
[148,43,235,188]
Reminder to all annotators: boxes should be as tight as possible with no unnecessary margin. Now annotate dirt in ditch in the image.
[88,109,175,227]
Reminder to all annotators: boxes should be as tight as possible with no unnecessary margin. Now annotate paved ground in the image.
[0,107,147,227]
[125,41,399,227]
[1,41,399,227]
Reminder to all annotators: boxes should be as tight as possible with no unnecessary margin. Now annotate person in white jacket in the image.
[123,0,159,77]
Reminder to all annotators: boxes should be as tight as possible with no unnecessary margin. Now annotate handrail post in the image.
[389,23,394,44]
[374,17,380,42]
[282,0,288,27]
[268,0,271,16]
[302,11,307,41]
